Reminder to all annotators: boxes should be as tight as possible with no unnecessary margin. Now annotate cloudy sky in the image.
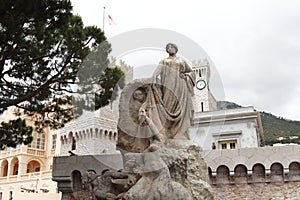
[72,0,300,121]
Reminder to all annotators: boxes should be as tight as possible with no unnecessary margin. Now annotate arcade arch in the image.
[216,165,230,184]
[27,160,41,173]
[1,160,8,177]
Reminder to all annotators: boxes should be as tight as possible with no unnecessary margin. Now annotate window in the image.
[41,134,45,149]
[230,142,236,149]
[9,191,13,200]
[218,140,238,149]
[71,137,76,150]
[36,138,41,149]
[221,143,227,149]
[52,134,57,149]
[28,132,45,149]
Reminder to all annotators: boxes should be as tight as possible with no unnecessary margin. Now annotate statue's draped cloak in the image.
[117,56,195,154]
[148,56,195,139]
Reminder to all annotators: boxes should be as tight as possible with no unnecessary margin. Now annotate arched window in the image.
[1,160,8,177]
[271,162,284,182]
[71,137,76,151]
[289,162,300,181]
[11,157,19,175]
[72,170,82,192]
[216,165,230,184]
[234,164,247,183]
[95,128,99,138]
[252,163,265,182]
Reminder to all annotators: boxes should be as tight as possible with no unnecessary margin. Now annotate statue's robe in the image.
[149,56,195,139]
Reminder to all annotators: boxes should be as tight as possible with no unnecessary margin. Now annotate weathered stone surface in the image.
[121,139,214,200]
[212,182,300,200]
[167,139,214,200]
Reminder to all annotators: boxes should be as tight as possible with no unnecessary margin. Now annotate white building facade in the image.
[189,107,264,150]
[0,107,61,200]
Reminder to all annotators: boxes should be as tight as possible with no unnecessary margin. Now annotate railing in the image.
[8,175,18,182]
[0,148,21,157]
[0,171,53,183]
[0,147,46,157]
[0,176,7,182]
[27,148,46,156]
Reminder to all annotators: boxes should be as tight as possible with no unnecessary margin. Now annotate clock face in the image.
[196,80,206,90]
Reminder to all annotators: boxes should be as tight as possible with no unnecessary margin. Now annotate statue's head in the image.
[166,43,178,55]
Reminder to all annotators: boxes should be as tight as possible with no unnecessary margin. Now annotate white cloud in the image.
[72,0,300,120]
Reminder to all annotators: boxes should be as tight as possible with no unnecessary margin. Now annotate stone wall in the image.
[204,145,300,199]
[212,182,300,200]
[204,145,300,173]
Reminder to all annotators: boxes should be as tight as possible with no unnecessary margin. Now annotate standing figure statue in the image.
[116,43,214,200]
[143,43,196,139]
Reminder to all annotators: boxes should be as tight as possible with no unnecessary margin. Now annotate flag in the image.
[107,14,116,25]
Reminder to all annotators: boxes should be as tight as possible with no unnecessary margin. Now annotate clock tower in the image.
[192,59,217,112]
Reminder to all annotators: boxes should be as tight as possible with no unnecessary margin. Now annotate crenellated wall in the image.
[60,106,120,156]
[60,127,119,155]
[203,145,300,199]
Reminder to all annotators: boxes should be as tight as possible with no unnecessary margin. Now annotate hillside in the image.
[217,101,300,145]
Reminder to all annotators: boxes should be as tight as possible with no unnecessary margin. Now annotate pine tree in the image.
[0,0,124,149]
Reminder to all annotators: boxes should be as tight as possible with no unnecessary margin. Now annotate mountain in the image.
[217,101,300,145]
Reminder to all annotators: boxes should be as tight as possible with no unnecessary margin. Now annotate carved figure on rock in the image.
[82,169,139,200]
[123,152,193,200]
[82,170,101,191]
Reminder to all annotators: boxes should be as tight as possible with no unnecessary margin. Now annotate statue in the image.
[141,43,196,139]
[117,43,195,153]
[115,43,214,200]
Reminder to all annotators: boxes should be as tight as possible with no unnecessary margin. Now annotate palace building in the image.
[0,107,61,200]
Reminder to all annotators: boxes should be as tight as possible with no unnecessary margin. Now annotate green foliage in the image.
[261,112,300,145]
[95,67,125,110]
[217,101,300,145]
[0,118,33,150]
[0,0,124,148]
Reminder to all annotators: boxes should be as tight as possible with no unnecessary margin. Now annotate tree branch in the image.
[0,52,75,109]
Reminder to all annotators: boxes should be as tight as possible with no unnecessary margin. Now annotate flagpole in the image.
[103,6,106,32]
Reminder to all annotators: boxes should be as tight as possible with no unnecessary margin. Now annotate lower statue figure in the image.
[123,152,193,200]
[81,169,139,200]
